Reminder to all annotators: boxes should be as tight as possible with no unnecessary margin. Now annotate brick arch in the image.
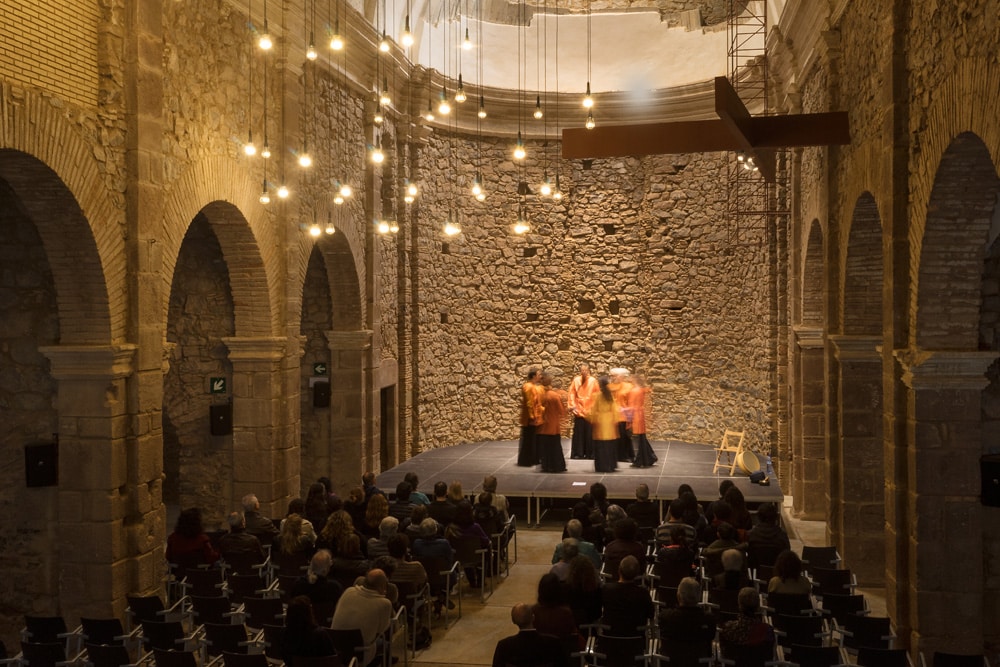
[0,89,124,343]
[909,57,1000,347]
[843,192,883,336]
[802,218,824,325]
[916,133,1000,350]
[160,157,281,338]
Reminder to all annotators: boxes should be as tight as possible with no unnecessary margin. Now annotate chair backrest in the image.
[810,568,853,595]
[261,625,285,661]
[772,614,825,648]
[707,588,741,614]
[413,555,452,596]
[327,628,367,664]
[719,640,776,667]
[765,592,813,617]
[126,595,166,627]
[594,634,645,667]
[449,534,486,566]
[190,595,234,625]
[221,650,271,667]
[180,568,226,597]
[786,644,843,667]
[241,596,284,629]
[20,641,66,667]
[657,636,714,667]
[272,550,311,577]
[842,614,892,651]
[80,618,126,646]
[819,593,865,626]
[24,617,68,644]
[856,647,910,667]
[932,653,988,667]
[227,574,265,605]
[800,546,840,570]
[140,620,184,651]
[151,648,198,667]
[203,622,250,656]
[84,642,132,667]
[222,552,265,577]
[290,656,344,667]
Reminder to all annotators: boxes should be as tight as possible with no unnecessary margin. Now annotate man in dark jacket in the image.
[492,603,569,667]
[746,502,790,568]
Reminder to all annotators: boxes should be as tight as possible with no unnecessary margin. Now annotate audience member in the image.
[362,472,385,501]
[283,498,318,545]
[719,587,775,654]
[491,603,569,667]
[367,516,399,560]
[281,596,335,667]
[317,509,358,555]
[482,475,510,523]
[677,490,709,538]
[767,550,812,595]
[290,550,344,611]
[241,493,279,540]
[626,483,659,531]
[387,534,428,588]
[723,486,753,535]
[658,577,717,658]
[589,483,610,516]
[388,481,416,527]
[552,519,601,570]
[701,501,734,546]
[532,573,581,654]
[330,534,371,588]
[343,486,367,530]
[404,472,430,505]
[705,480,736,524]
[473,491,502,536]
[304,482,332,532]
[600,555,655,637]
[363,493,390,539]
[331,569,394,667]
[405,504,429,542]
[411,518,455,563]
[746,502,790,568]
[564,555,602,627]
[166,507,219,569]
[447,481,466,504]
[427,481,457,529]
[654,525,699,587]
[549,539,579,582]
[317,477,342,510]
[656,498,698,547]
[446,500,490,588]
[711,548,751,590]
[218,511,265,564]
[602,518,647,581]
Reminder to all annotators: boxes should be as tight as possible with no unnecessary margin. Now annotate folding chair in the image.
[837,614,893,652]
[800,547,840,570]
[393,581,432,658]
[126,596,189,631]
[809,568,856,597]
[718,640,778,667]
[220,652,270,667]
[239,598,283,632]
[79,620,130,648]
[139,622,200,654]
[23,617,80,660]
[259,626,284,666]
[919,653,991,667]
[713,429,747,475]
[782,644,849,667]
[591,634,646,667]
[818,594,867,626]
[201,624,253,658]
[764,593,815,617]
[856,647,912,667]
[772,614,829,650]
[190,597,237,626]
[449,534,491,602]
[16,641,72,667]
[82,642,139,667]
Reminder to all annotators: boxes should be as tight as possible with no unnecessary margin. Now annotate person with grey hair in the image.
[552,519,601,569]
[411,518,454,563]
[712,548,751,590]
[491,602,570,667]
[549,538,579,581]
[241,493,279,540]
[626,483,660,531]
[218,511,265,564]
[290,549,343,613]
[331,569,393,667]
[658,577,717,655]
[367,515,399,560]
[719,587,775,658]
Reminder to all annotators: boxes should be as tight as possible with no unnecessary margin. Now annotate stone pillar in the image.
[830,335,884,585]
[895,348,995,655]
[40,344,137,621]
[792,326,826,519]
[222,337,295,515]
[326,330,372,492]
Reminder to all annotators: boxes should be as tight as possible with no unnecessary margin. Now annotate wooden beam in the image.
[562,120,739,159]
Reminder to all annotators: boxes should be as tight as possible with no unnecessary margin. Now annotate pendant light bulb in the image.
[258,26,273,51]
[330,21,344,51]
[582,81,593,108]
[377,220,390,234]
[513,133,526,161]
[463,27,473,50]
[379,31,390,52]
[334,194,345,205]
[325,221,336,235]
[533,95,543,120]
[277,184,290,199]
[298,151,313,168]
[539,176,552,197]
[339,184,353,198]
[438,87,451,115]
[406,183,419,198]
[306,35,318,60]
[370,141,385,164]
[374,106,385,125]
[471,175,483,197]
[424,98,435,122]
[585,111,596,130]
[380,78,391,106]
[261,142,271,159]
[455,75,467,103]
[259,180,271,204]
[553,175,563,200]
[389,221,399,233]
[309,224,322,237]
[478,95,487,119]
[401,15,414,47]
[513,219,530,235]
[244,130,257,156]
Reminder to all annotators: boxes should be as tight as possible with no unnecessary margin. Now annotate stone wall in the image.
[414,131,773,452]
[300,247,334,493]
[0,180,60,646]
[163,215,236,529]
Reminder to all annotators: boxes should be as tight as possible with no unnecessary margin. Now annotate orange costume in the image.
[537,387,567,472]
[608,374,635,462]
[589,392,621,472]
[517,376,545,466]
[628,384,658,468]
[568,372,600,459]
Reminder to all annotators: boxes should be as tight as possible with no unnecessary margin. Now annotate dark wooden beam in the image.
[562,120,738,159]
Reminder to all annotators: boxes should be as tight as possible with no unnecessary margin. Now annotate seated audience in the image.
[600,555,655,637]
[317,509,359,555]
[746,502,790,568]
[532,573,581,654]
[218,511,265,564]
[362,493,390,540]
[281,596,335,667]
[492,603,569,667]
[473,491,502,536]
[446,500,491,587]
[411,518,455,563]
[343,486,368,534]
[626,483,660,532]
[242,493,279,540]
[388,481,416,527]
[331,569,394,667]
[549,539,579,582]
[330,534,372,589]
[767,549,812,595]
[282,498,318,545]
[405,504,429,542]
[166,507,219,569]
[553,519,601,570]
[719,587,775,653]
[565,555,602,627]
[723,486,754,536]
[483,475,510,523]
[427,481,457,529]
[404,472,430,505]
[367,516,399,560]
[290,550,344,611]
[704,480,736,525]
[654,525,699,586]
[656,498,698,548]
[386,534,428,588]
[304,482,332,533]
[658,577,717,660]
[711,548,751,590]
[447,480,466,504]
[602,517,646,581]
[362,472,385,501]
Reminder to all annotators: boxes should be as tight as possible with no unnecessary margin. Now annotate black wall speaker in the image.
[210,403,233,436]
[982,455,1000,507]
[313,381,331,408]
[25,442,58,487]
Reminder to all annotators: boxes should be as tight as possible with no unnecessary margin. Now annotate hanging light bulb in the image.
[424,97,435,122]
[380,78,392,106]
[370,139,385,164]
[401,15,414,47]
[463,27,473,50]
[438,86,451,115]
[582,81,593,108]
[513,209,530,234]
[406,182,418,198]
[471,174,483,197]
[261,141,271,159]
[389,221,400,233]
[379,31,390,52]
[277,184,290,199]
[334,193,345,205]
[444,216,461,236]
[298,150,313,168]
[476,190,486,202]
[374,106,385,125]
[513,132,526,160]
[258,27,273,51]
[325,221,336,235]
[478,95,487,119]
[330,21,344,50]
[539,174,552,197]
[244,130,257,156]
[553,175,563,200]
[533,95,543,120]
[259,180,271,204]
[306,35,318,60]
[377,220,390,234]
[585,111,596,130]
[455,75,467,103]
[340,184,353,198]
[309,223,322,237]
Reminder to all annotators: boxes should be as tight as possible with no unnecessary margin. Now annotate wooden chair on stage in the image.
[713,430,747,476]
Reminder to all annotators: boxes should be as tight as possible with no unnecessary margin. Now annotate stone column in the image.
[830,335,884,585]
[894,348,995,655]
[40,344,137,621]
[222,337,295,515]
[792,326,826,518]
[326,330,372,491]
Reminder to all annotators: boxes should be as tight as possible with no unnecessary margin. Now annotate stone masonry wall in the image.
[0,180,61,647]
[300,247,334,493]
[414,131,773,452]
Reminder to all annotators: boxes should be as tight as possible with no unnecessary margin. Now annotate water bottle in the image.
[766,455,773,476]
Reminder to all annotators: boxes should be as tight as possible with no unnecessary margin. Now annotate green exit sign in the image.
[209,377,227,394]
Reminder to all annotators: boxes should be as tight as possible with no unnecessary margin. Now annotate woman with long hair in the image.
[281,595,335,667]
[304,483,331,533]
[317,509,357,555]
[363,492,389,539]
[589,376,621,473]
[565,555,602,626]
[768,550,812,595]
[166,507,220,568]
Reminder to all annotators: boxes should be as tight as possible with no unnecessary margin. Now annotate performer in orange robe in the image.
[628,376,657,468]
[536,373,567,473]
[609,368,635,462]
[568,364,599,459]
[589,376,621,473]
[517,368,543,466]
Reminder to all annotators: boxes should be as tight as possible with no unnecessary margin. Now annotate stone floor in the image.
[395,496,887,666]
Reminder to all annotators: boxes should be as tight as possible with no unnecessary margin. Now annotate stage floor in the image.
[377,438,783,526]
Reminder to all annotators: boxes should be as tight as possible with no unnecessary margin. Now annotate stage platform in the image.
[377,438,783,526]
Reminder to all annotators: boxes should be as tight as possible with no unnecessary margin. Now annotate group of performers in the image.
[517,364,658,474]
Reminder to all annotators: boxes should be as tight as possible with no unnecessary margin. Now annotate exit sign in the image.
[209,377,227,394]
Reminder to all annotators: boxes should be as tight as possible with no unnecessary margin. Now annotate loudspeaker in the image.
[313,381,331,408]
[982,455,1000,507]
[25,442,58,487]
[210,403,233,436]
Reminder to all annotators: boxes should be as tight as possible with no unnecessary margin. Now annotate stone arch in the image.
[160,157,281,338]
[802,218,824,325]
[832,191,885,584]
[903,130,1000,655]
